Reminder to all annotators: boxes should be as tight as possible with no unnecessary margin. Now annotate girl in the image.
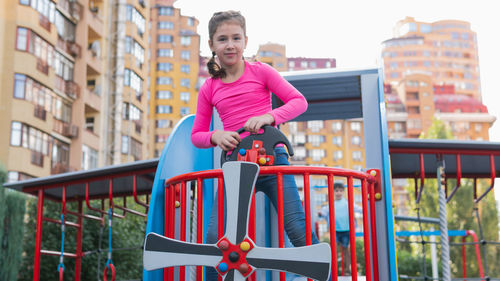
[191,10,319,280]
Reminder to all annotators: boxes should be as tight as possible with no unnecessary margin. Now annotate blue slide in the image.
[143,115,214,281]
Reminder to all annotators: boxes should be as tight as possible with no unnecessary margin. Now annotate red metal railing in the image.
[164,166,381,281]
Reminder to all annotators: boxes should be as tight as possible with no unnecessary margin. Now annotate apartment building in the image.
[0,0,150,182]
[149,0,200,157]
[383,17,482,101]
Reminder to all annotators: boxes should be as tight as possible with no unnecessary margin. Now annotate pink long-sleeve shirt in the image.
[191,60,308,148]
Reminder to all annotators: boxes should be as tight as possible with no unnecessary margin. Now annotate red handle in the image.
[59,267,64,281]
[103,263,116,281]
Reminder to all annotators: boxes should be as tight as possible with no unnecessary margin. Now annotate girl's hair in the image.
[207,11,246,79]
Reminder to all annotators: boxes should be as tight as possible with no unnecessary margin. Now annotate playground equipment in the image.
[4,67,500,280]
[144,161,332,280]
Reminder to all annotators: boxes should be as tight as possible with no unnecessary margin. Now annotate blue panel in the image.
[144,115,213,281]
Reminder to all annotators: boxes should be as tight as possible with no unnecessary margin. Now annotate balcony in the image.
[62,123,79,139]
[65,80,81,100]
[84,87,101,111]
[57,38,82,58]
[39,14,51,31]
[87,48,102,73]
[36,59,49,75]
[134,120,142,134]
[88,8,104,35]
[51,163,70,175]
[31,151,44,167]
[34,105,47,121]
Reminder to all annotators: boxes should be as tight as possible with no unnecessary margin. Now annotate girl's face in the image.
[209,22,247,69]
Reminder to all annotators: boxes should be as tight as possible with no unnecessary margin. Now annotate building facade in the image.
[0,0,151,182]
[149,0,200,158]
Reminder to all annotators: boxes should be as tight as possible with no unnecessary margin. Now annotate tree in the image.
[19,197,147,281]
[0,163,27,281]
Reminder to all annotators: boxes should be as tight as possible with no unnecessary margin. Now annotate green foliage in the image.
[0,164,28,281]
[19,197,147,281]
[419,118,454,140]
[0,190,27,281]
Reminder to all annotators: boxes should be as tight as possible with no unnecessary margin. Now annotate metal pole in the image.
[430,227,438,280]
[33,189,45,281]
[437,156,451,281]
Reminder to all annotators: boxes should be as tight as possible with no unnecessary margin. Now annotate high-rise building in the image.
[0,0,151,182]
[382,17,495,140]
[383,17,481,100]
[149,0,200,158]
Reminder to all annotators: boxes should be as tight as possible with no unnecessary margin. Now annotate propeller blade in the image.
[222,162,259,244]
[143,232,221,271]
[246,243,331,281]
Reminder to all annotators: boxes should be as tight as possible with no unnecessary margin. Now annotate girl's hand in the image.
[244,114,275,134]
[211,130,241,151]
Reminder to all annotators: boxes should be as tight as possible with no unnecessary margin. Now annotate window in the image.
[124,68,143,93]
[351,136,362,146]
[300,61,308,68]
[332,136,342,146]
[157,76,172,85]
[158,48,173,57]
[289,61,295,67]
[180,107,190,116]
[307,120,323,132]
[293,147,306,160]
[293,133,306,145]
[82,145,98,170]
[332,121,342,132]
[350,122,361,132]
[187,17,194,26]
[333,151,343,161]
[122,102,141,121]
[180,36,191,46]
[16,27,29,51]
[181,50,190,60]
[156,90,172,99]
[181,64,190,73]
[54,51,74,81]
[55,11,76,42]
[157,62,173,72]
[126,5,145,35]
[158,6,174,16]
[121,135,129,154]
[156,119,172,128]
[310,149,325,161]
[180,92,190,102]
[14,74,26,99]
[20,0,30,5]
[156,105,172,114]
[158,34,173,43]
[308,135,325,146]
[475,124,482,132]
[156,134,169,143]
[10,122,22,146]
[352,151,363,161]
[180,78,190,88]
[158,21,174,29]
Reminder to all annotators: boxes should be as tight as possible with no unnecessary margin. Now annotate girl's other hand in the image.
[211,130,241,151]
[244,114,275,134]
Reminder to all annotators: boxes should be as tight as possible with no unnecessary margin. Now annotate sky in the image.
[175,0,499,140]
[174,0,500,202]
